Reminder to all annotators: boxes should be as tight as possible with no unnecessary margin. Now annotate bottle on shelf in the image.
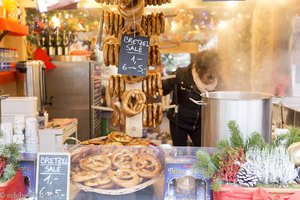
[62,30,68,55]
[48,29,55,56]
[55,29,62,56]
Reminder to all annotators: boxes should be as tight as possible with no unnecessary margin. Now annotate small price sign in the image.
[36,153,70,200]
[118,34,150,77]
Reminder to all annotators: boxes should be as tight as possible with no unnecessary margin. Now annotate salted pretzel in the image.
[152,103,158,128]
[104,11,110,34]
[114,14,119,37]
[103,42,109,66]
[131,153,162,179]
[71,145,98,163]
[79,155,111,172]
[157,73,163,96]
[121,89,146,116]
[156,13,161,35]
[147,14,151,36]
[152,74,157,96]
[96,181,115,189]
[114,43,120,67]
[147,46,152,66]
[114,75,120,96]
[142,104,147,127]
[109,168,141,188]
[160,12,165,34]
[141,15,146,32]
[108,75,115,97]
[71,170,101,183]
[151,13,156,35]
[123,75,145,84]
[147,104,153,127]
[109,43,115,65]
[142,79,148,94]
[119,76,125,95]
[108,131,132,143]
[120,23,145,37]
[112,102,121,127]
[157,103,163,125]
[111,149,133,168]
[147,74,152,96]
[155,44,161,66]
[120,109,126,126]
[118,0,144,21]
[83,173,112,187]
[127,137,150,146]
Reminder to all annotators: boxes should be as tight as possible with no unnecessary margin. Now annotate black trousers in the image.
[169,121,201,147]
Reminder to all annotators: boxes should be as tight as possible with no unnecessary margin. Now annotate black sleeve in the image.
[162,72,176,96]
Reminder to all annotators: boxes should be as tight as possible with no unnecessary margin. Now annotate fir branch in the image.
[194,150,217,177]
[217,139,230,151]
[211,154,221,171]
[228,120,244,149]
[245,132,268,152]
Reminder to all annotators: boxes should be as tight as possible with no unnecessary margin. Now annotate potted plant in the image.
[194,121,300,200]
[0,132,25,199]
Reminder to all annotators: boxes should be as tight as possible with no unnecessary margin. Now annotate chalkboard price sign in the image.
[118,34,150,77]
[36,153,70,200]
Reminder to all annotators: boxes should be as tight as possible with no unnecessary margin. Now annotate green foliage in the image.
[194,151,217,178]
[245,132,268,152]
[0,143,21,182]
[217,139,230,151]
[273,127,300,148]
[228,121,244,149]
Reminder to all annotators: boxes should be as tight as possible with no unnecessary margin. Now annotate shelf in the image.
[0,18,29,40]
[0,71,16,84]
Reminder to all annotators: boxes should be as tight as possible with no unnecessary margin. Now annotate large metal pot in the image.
[201,91,273,147]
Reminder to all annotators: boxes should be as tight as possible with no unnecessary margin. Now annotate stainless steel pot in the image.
[201,91,273,147]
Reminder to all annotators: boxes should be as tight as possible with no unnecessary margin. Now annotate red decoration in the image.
[213,184,300,200]
[0,170,26,200]
[0,157,7,177]
[33,48,57,72]
[217,146,246,183]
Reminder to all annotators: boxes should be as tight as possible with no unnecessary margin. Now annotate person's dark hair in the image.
[192,50,220,73]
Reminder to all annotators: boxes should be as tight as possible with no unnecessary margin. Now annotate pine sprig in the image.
[217,140,230,151]
[245,132,268,152]
[0,143,20,182]
[194,151,217,177]
[228,121,244,149]
[273,127,300,148]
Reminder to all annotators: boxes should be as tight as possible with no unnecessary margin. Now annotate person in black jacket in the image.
[163,50,220,146]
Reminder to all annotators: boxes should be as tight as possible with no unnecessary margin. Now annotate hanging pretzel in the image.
[121,89,146,117]
[118,0,144,21]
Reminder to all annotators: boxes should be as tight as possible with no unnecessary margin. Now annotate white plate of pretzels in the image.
[70,131,165,195]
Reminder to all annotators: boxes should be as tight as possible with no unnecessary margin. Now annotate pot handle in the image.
[189,97,207,106]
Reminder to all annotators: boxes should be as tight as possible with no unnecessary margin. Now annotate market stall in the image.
[1,0,300,199]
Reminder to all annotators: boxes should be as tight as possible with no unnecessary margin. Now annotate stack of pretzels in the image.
[144,0,172,6]
[80,131,150,146]
[142,72,163,97]
[141,13,165,36]
[71,132,163,190]
[142,103,163,128]
[104,11,125,37]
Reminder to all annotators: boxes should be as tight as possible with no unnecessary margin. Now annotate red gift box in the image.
[213,184,300,200]
[0,170,26,200]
